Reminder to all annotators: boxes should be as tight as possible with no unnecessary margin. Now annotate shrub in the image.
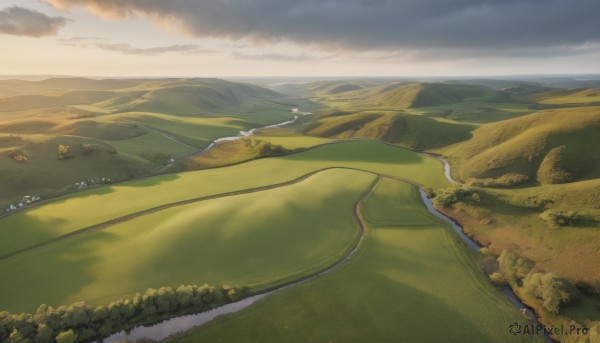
[489,272,507,286]
[82,144,96,154]
[433,186,474,207]
[58,145,73,159]
[55,329,77,343]
[469,173,529,187]
[8,149,28,162]
[523,273,571,314]
[497,250,532,286]
[540,210,578,226]
[248,139,287,156]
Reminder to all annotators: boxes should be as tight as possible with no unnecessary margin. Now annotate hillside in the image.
[309,81,506,110]
[307,80,384,96]
[441,106,600,186]
[533,88,600,105]
[0,78,295,209]
[306,110,473,150]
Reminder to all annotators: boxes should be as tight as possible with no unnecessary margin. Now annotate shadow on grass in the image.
[117,172,180,188]
[0,228,117,313]
[283,140,425,165]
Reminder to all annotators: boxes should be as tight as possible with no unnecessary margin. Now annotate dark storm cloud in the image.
[0,6,68,37]
[45,0,600,53]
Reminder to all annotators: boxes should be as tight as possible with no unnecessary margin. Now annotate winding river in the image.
[200,108,312,153]
[98,136,549,343]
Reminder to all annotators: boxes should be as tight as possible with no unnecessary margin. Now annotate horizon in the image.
[2,73,600,81]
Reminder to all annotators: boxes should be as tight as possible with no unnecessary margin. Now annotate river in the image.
[200,108,312,153]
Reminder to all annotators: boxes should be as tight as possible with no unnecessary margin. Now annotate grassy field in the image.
[0,169,376,313]
[167,178,537,343]
[0,140,449,258]
[108,130,197,163]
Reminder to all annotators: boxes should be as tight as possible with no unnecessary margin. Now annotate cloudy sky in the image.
[1,0,600,77]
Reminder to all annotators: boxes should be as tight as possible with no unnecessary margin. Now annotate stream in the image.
[98,138,549,343]
[200,108,312,153]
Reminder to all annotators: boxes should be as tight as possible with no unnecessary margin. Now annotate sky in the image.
[1,0,600,77]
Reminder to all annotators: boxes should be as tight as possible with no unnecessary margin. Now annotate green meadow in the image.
[167,179,539,343]
[0,140,449,258]
[0,169,376,313]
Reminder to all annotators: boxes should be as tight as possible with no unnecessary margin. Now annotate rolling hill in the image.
[533,88,600,105]
[0,77,296,209]
[441,106,600,185]
[310,81,507,110]
[306,110,473,150]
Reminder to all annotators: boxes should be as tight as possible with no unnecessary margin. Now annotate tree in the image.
[7,329,25,343]
[433,186,474,207]
[55,329,77,343]
[497,250,531,286]
[540,210,578,226]
[34,324,53,343]
[57,145,73,159]
[523,273,570,314]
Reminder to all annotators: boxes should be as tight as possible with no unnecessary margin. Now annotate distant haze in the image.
[1,0,600,77]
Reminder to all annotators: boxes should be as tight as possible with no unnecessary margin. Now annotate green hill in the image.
[441,106,600,185]
[307,80,383,96]
[533,88,600,105]
[381,82,501,108]
[0,77,145,97]
[0,91,118,112]
[0,77,294,209]
[306,111,473,149]
[310,82,505,110]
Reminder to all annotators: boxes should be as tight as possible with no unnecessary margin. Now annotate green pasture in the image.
[0,169,375,313]
[167,178,538,343]
[109,131,197,162]
[0,140,449,258]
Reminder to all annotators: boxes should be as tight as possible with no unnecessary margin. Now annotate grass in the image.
[0,140,449,258]
[442,179,600,282]
[0,133,157,207]
[310,81,505,111]
[439,106,600,184]
[109,131,198,163]
[0,169,376,313]
[0,77,302,208]
[405,101,533,124]
[536,88,600,105]
[306,111,473,149]
[166,178,539,343]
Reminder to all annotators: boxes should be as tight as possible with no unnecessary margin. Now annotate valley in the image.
[1,76,599,343]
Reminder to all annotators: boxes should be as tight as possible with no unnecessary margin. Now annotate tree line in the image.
[1,283,243,343]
